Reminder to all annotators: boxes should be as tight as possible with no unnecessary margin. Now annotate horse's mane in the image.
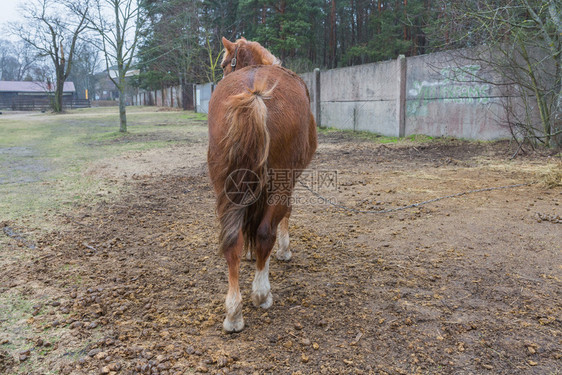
[221,37,281,72]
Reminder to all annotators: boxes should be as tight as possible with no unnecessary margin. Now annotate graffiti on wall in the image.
[407,64,491,116]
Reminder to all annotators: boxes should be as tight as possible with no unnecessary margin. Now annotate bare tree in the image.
[11,42,41,81]
[0,40,14,80]
[68,43,103,99]
[12,0,89,112]
[73,0,146,132]
[432,0,561,149]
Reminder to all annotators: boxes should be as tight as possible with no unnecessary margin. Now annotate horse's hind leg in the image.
[252,207,282,309]
[276,208,292,261]
[223,231,245,332]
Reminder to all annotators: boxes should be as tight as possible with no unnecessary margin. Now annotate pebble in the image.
[88,348,102,357]
[95,351,108,360]
[317,319,328,327]
[216,356,228,368]
[109,363,121,371]
[283,340,293,349]
[185,346,195,355]
[301,338,311,346]
[196,363,209,373]
[78,356,90,365]
[157,362,171,370]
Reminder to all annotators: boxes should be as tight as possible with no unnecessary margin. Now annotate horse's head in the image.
[221,37,281,76]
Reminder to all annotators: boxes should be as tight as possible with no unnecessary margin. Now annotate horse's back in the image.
[209,65,316,170]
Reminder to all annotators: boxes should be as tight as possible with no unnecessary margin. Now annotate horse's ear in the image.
[240,36,247,41]
[222,37,235,54]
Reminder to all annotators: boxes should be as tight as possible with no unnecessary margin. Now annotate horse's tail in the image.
[217,78,276,254]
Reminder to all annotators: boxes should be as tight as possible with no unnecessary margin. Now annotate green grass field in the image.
[0,107,208,229]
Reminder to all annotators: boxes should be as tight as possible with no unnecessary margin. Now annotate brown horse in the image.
[207,37,317,332]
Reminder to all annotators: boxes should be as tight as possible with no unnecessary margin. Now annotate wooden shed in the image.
[0,81,79,110]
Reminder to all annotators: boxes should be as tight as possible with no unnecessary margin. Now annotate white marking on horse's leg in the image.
[244,247,254,261]
[252,257,273,309]
[275,218,291,261]
[223,286,244,332]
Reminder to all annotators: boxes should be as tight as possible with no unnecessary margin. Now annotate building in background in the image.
[0,81,76,110]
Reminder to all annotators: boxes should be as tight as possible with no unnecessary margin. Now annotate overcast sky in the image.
[0,0,24,31]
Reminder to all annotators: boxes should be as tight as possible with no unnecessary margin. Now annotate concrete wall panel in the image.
[405,51,511,139]
[320,61,398,102]
[321,101,397,136]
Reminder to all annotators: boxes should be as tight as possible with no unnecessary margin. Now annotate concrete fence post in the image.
[313,68,321,127]
[396,54,407,138]
[193,85,198,113]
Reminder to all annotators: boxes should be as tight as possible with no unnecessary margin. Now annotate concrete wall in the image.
[404,52,509,140]
[131,85,186,109]
[194,83,215,114]
[317,59,402,136]
[301,50,515,140]
[130,48,540,141]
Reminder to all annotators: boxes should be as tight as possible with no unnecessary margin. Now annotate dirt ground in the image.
[1,132,561,375]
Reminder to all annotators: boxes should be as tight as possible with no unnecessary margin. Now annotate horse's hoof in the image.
[223,316,244,333]
[276,250,292,261]
[252,291,273,309]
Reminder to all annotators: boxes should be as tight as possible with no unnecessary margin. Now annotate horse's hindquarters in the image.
[208,64,317,333]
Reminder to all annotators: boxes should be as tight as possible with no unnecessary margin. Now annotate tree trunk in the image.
[519,40,551,147]
[118,74,127,132]
[119,88,127,132]
[51,56,65,113]
[329,0,337,68]
[54,72,64,113]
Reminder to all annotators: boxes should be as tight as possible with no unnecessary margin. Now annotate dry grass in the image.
[539,161,562,188]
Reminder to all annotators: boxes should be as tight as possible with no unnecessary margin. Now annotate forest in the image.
[136,0,448,88]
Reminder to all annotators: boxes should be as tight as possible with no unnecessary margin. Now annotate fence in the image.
[0,97,91,111]
[134,49,543,141]
[194,83,215,114]
[131,84,194,110]
[301,51,520,140]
